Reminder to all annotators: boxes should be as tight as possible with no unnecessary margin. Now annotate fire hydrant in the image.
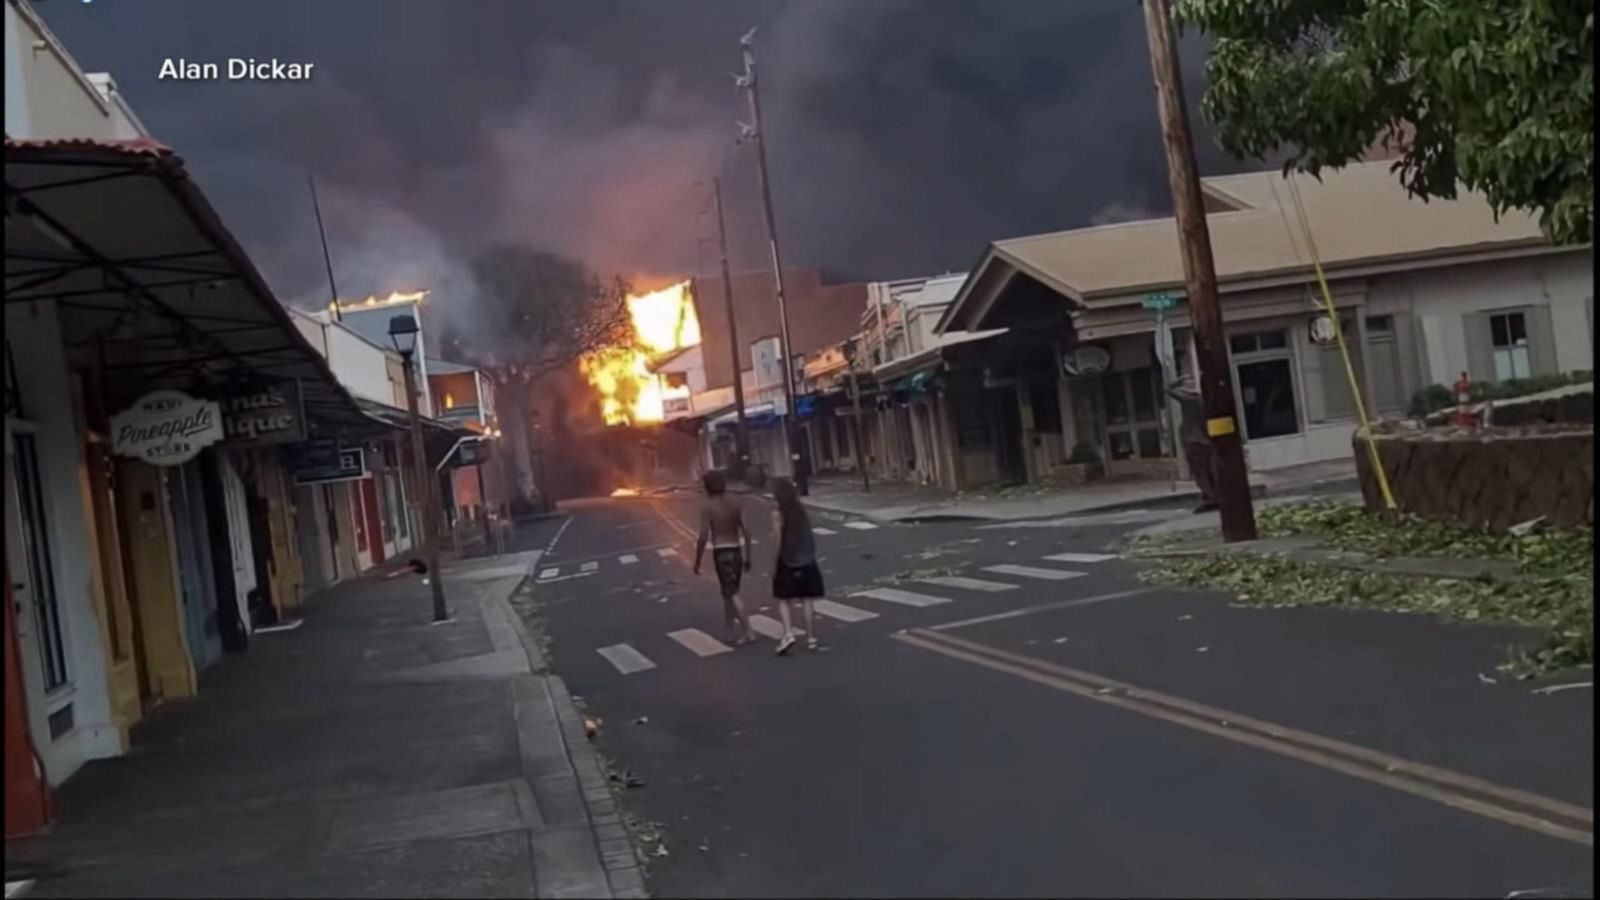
[1454,371,1474,429]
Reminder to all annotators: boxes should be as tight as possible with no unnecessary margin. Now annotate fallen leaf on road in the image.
[655,844,670,858]
[1477,672,1498,685]
[1053,637,1069,644]
[1177,615,1194,621]
[634,716,650,725]
[1195,646,1210,653]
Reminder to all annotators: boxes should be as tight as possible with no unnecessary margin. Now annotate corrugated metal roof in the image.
[4,136,172,156]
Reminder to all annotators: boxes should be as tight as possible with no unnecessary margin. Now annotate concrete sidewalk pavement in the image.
[800,458,1358,523]
[5,549,643,899]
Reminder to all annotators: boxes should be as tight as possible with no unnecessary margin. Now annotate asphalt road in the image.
[528,494,1594,899]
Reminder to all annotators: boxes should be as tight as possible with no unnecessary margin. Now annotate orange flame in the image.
[331,289,430,314]
[580,282,700,426]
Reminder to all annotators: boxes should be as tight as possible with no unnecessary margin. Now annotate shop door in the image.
[168,465,224,671]
[5,427,72,782]
[989,389,1027,485]
[361,478,386,565]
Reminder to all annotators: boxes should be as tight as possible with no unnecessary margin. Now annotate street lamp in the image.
[389,314,449,622]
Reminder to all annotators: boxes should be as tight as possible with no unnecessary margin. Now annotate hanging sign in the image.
[1309,315,1338,344]
[110,389,224,466]
[288,439,367,484]
[751,336,784,389]
[220,380,306,447]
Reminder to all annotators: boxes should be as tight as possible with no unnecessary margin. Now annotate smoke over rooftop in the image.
[39,0,1244,341]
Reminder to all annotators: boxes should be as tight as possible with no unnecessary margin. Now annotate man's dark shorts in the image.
[713,547,743,596]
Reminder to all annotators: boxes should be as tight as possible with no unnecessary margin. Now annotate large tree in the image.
[1174,0,1593,244]
[440,246,630,508]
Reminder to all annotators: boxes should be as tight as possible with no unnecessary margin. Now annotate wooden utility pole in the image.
[738,27,809,494]
[308,175,342,322]
[712,177,752,473]
[1140,0,1257,541]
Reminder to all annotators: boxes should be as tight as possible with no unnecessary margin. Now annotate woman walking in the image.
[770,477,825,655]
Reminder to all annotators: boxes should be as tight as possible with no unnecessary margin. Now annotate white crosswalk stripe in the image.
[596,643,656,674]
[854,587,952,608]
[982,564,1086,581]
[843,521,879,530]
[921,575,1018,593]
[580,561,599,573]
[538,567,559,580]
[657,547,679,558]
[619,554,639,565]
[1042,552,1118,564]
[748,614,804,640]
[666,628,733,657]
[813,599,879,622]
[813,527,837,536]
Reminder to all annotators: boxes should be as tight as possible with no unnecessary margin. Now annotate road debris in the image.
[1053,637,1069,644]
[1177,614,1194,621]
[583,717,603,739]
[655,844,670,858]
[1477,672,1498,685]
[1195,646,1210,653]
[1531,681,1593,695]
[634,716,650,725]
[1096,687,1115,695]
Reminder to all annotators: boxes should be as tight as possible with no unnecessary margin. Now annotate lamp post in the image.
[843,338,870,493]
[389,314,449,622]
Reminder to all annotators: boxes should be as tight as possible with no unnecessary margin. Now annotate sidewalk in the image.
[801,458,1358,523]
[5,552,642,899]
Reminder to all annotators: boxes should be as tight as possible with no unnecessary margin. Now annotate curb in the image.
[491,565,648,899]
[799,483,1269,525]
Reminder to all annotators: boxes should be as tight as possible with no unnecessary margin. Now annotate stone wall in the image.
[1355,427,1594,530]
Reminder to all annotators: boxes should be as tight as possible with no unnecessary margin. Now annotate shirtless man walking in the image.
[692,470,755,646]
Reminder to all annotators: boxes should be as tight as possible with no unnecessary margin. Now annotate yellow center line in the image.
[893,629,1593,847]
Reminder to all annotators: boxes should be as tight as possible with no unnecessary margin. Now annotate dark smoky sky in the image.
[38,0,1248,320]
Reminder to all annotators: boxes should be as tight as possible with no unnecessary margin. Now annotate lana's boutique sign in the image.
[220,381,306,447]
[111,390,224,465]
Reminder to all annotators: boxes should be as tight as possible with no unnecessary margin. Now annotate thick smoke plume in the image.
[41,0,1247,346]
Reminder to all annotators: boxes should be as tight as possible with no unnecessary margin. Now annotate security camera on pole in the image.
[736,27,809,495]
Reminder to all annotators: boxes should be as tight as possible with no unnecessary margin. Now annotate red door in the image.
[4,560,50,838]
[360,478,386,565]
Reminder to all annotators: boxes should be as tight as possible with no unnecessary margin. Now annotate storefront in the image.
[5,137,381,792]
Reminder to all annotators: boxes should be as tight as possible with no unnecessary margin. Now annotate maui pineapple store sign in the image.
[111,390,224,466]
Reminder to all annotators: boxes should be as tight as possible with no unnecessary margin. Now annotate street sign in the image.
[1142,292,1178,312]
[111,389,224,466]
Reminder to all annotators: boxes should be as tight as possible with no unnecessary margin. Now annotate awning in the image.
[891,370,936,395]
[352,397,475,468]
[4,138,373,437]
[709,402,780,429]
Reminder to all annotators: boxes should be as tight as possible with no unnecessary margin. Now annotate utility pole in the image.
[712,177,752,474]
[308,175,342,322]
[1140,0,1257,541]
[737,27,809,494]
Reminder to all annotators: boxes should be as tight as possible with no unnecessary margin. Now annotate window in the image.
[1238,359,1300,438]
[1229,327,1301,439]
[1098,368,1166,462]
[1230,329,1288,355]
[10,434,69,691]
[662,371,690,390]
[1489,311,1532,380]
[1365,316,1405,413]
